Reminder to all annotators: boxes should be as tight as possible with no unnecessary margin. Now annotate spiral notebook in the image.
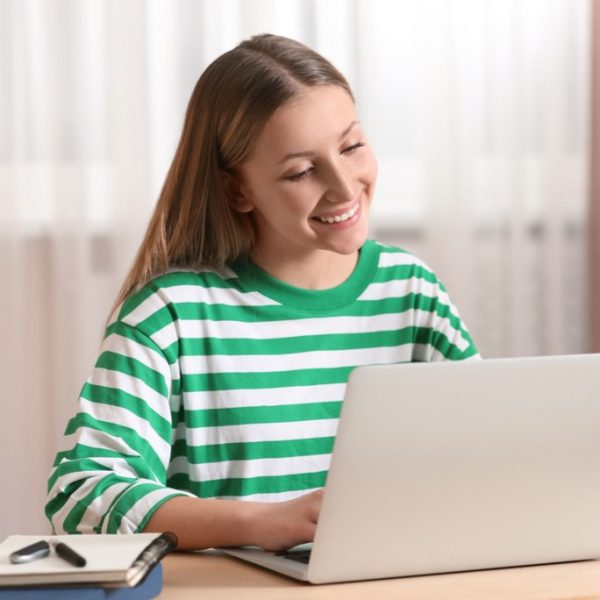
[0,532,176,588]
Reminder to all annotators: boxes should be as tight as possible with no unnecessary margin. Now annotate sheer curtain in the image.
[0,0,589,538]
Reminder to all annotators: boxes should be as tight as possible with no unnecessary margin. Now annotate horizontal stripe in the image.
[101,331,172,387]
[181,417,340,446]
[178,343,415,375]
[80,383,171,441]
[184,401,342,428]
[377,249,425,268]
[170,436,336,464]
[174,328,415,357]
[180,366,354,392]
[56,427,137,462]
[174,383,345,410]
[86,367,171,422]
[359,279,459,317]
[167,470,327,498]
[125,285,279,327]
[168,452,332,483]
[151,302,467,352]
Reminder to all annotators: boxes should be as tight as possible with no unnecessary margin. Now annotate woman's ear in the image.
[222,170,254,213]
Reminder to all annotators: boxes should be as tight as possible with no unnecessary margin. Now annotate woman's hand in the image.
[246,489,324,552]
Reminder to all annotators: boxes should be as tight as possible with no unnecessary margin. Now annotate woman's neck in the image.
[249,247,359,290]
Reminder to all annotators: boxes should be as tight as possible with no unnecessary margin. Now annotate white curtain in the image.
[0,0,589,538]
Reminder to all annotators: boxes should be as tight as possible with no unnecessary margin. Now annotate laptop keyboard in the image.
[276,549,312,564]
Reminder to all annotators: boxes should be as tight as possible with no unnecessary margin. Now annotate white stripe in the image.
[151,311,419,347]
[59,426,138,457]
[101,332,171,387]
[88,367,171,422]
[378,250,427,269]
[359,279,461,319]
[179,344,414,375]
[124,285,279,326]
[169,453,332,483]
[175,383,346,410]
[79,398,171,467]
[180,418,340,446]
[47,468,109,503]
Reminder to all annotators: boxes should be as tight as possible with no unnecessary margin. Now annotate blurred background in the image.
[1,0,598,539]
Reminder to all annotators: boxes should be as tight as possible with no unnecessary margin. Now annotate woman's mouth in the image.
[313,203,360,225]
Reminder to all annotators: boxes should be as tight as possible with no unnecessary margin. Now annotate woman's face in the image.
[235,85,378,264]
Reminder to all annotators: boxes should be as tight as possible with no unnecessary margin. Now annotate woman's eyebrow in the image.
[277,120,359,164]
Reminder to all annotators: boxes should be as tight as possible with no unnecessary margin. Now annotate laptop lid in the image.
[223,354,600,584]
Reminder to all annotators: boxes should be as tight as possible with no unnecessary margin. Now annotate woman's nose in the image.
[324,162,356,203]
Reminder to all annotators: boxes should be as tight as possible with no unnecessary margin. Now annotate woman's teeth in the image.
[317,203,359,224]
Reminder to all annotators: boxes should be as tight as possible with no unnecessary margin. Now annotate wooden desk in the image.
[160,551,600,599]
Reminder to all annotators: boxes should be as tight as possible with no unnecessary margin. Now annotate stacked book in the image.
[0,532,177,599]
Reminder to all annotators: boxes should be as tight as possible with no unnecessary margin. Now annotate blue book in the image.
[0,563,162,599]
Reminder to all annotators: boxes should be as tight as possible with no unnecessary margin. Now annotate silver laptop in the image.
[221,354,600,584]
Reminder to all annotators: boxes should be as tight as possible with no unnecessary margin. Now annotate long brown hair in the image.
[111,34,353,317]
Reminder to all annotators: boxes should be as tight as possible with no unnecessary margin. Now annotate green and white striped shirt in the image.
[46,240,479,534]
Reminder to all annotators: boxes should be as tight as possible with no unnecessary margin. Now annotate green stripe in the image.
[81,383,171,443]
[181,366,353,392]
[95,352,168,397]
[372,264,438,284]
[185,401,341,428]
[174,327,417,356]
[103,320,165,353]
[54,444,133,466]
[167,470,327,498]
[171,436,335,464]
[118,271,239,319]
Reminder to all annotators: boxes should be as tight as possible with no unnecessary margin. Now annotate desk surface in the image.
[160,551,600,600]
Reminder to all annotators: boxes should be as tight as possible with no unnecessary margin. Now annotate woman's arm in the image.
[143,489,323,551]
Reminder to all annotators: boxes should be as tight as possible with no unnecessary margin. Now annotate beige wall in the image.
[591,0,600,352]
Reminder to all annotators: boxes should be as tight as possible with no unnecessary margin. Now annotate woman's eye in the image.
[285,167,313,182]
[342,141,365,154]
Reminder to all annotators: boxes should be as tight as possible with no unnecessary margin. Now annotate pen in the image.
[50,540,87,568]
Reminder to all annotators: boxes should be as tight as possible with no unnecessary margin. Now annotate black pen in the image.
[50,540,87,568]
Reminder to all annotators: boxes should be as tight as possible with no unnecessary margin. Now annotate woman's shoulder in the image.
[371,240,437,277]
[114,266,239,324]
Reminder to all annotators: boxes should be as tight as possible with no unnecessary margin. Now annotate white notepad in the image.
[0,533,176,587]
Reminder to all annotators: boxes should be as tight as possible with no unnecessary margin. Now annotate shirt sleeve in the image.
[410,264,480,362]
[45,320,193,534]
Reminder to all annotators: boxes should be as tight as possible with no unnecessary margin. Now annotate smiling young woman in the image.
[235,85,377,289]
[45,34,479,551]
